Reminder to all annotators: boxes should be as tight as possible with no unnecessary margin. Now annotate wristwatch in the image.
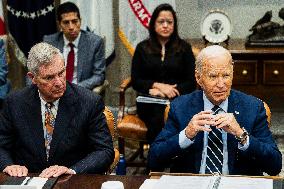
[235,127,248,142]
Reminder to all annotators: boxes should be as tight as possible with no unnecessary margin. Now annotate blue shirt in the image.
[179,92,249,175]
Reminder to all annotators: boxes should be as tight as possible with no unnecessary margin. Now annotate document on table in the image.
[0,176,57,189]
[136,96,170,105]
[141,175,273,189]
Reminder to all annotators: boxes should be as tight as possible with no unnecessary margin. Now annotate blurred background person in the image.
[0,37,10,109]
[44,2,105,90]
[131,3,196,143]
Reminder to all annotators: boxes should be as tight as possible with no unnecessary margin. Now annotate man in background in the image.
[44,2,105,90]
[0,37,10,108]
[0,42,114,178]
[148,45,281,176]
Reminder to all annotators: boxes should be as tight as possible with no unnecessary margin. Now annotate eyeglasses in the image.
[156,19,174,26]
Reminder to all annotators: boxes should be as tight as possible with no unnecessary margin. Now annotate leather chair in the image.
[116,78,149,167]
[103,106,119,173]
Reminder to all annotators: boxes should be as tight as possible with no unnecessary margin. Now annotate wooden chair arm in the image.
[119,77,132,92]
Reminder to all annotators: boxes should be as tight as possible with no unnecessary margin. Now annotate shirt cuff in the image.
[179,128,194,149]
[238,135,250,151]
[69,168,76,174]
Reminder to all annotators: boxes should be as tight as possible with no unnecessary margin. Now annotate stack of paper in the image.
[139,175,273,189]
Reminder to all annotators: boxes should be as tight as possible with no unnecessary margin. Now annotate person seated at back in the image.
[0,37,10,109]
[44,2,105,90]
[0,42,114,178]
[148,45,282,176]
[131,3,196,143]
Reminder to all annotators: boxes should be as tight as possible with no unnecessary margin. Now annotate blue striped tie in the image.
[205,105,223,174]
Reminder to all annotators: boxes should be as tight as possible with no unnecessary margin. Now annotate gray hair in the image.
[195,45,233,73]
[27,42,63,74]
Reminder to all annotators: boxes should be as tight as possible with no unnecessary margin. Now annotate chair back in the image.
[104,106,115,139]
[263,101,271,128]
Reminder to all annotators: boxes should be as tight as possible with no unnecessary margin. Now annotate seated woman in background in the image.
[0,37,11,109]
[131,3,196,143]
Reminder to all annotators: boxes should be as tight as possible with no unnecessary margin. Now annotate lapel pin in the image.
[235,111,239,115]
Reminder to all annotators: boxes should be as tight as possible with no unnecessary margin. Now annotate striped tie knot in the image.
[212,105,222,115]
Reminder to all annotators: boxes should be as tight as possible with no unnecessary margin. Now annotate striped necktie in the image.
[205,105,223,174]
[45,102,55,160]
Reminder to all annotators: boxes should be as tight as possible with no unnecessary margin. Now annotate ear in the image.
[195,70,202,87]
[27,72,37,85]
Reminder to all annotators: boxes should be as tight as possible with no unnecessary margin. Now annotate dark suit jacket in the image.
[0,83,114,174]
[148,90,282,176]
[43,30,105,89]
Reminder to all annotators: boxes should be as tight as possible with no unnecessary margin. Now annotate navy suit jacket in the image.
[148,90,282,176]
[0,83,114,174]
[43,30,105,89]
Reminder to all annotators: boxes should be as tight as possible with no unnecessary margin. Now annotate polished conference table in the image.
[0,173,149,189]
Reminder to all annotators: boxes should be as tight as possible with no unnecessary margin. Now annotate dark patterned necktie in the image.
[66,43,74,82]
[45,102,55,160]
[205,105,223,174]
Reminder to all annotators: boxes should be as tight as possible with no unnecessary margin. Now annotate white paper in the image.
[151,175,273,189]
[218,176,273,189]
[139,179,159,189]
[154,175,213,189]
[20,177,48,189]
[0,186,36,189]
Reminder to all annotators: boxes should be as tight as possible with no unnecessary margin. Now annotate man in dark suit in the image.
[148,45,282,176]
[43,2,105,90]
[0,42,114,178]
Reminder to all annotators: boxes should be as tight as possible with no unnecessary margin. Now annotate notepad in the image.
[1,176,57,189]
[148,175,273,189]
[136,96,170,105]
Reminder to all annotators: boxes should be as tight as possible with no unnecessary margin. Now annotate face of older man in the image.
[196,54,233,105]
[30,54,66,102]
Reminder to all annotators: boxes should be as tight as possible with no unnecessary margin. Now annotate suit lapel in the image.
[227,90,240,173]
[77,31,88,81]
[23,86,47,162]
[49,84,78,159]
[57,33,64,53]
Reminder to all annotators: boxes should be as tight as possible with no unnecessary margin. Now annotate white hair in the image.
[27,42,63,74]
[195,45,233,73]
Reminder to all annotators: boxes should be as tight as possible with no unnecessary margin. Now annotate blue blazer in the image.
[43,30,105,89]
[0,83,114,174]
[148,90,282,176]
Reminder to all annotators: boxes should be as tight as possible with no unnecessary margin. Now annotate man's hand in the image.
[3,165,28,177]
[39,165,74,178]
[185,110,215,139]
[214,113,243,137]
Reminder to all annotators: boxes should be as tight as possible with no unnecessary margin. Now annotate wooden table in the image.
[0,174,149,189]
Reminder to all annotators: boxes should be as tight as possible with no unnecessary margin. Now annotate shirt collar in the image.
[203,91,228,112]
[38,90,60,107]
[63,31,81,48]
